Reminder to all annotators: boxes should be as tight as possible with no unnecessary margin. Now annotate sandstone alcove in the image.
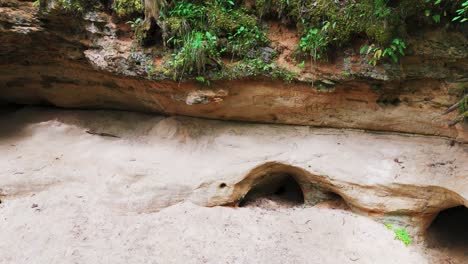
[426,206,468,259]
[239,173,304,208]
[312,191,350,210]
[0,103,22,114]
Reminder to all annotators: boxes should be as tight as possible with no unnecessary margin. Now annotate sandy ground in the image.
[1,199,426,264]
[0,107,467,264]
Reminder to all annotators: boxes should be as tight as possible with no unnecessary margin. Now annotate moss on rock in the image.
[113,0,144,16]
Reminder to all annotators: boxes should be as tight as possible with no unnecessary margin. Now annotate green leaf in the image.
[360,45,369,54]
[394,228,413,246]
[382,49,388,57]
[298,61,305,68]
[384,223,413,246]
[398,48,405,56]
[375,49,382,59]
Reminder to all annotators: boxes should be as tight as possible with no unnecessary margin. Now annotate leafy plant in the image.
[228,25,269,57]
[457,94,468,123]
[360,38,406,65]
[424,0,443,23]
[459,96,468,113]
[385,223,413,246]
[298,20,336,77]
[453,0,468,22]
[169,31,220,80]
[146,61,156,79]
[373,0,391,18]
[224,58,296,82]
[160,0,271,80]
[114,0,144,16]
[425,0,467,23]
[299,22,335,63]
[35,0,102,13]
[169,1,205,22]
[298,61,305,69]
[126,17,143,28]
[195,76,211,86]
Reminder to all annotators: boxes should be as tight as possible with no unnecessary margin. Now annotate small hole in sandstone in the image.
[313,192,350,210]
[0,103,24,115]
[219,183,227,188]
[391,98,401,106]
[426,206,468,257]
[239,173,304,208]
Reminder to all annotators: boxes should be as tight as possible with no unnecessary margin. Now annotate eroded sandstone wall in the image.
[0,1,467,141]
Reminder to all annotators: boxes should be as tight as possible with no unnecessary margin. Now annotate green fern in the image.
[385,223,413,246]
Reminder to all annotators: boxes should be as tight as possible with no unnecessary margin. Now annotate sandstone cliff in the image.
[1,0,467,141]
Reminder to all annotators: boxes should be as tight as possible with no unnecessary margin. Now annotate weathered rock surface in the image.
[0,107,467,263]
[0,107,466,221]
[1,1,467,142]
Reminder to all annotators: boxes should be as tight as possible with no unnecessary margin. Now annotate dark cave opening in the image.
[0,102,24,115]
[426,206,468,251]
[313,191,350,211]
[239,173,304,208]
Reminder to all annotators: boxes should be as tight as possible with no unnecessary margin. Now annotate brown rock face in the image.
[0,1,467,141]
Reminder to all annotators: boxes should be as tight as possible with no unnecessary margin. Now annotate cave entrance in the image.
[313,192,350,210]
[239,173,304,208]
[0,103,23,115]
[426,206,468,260]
